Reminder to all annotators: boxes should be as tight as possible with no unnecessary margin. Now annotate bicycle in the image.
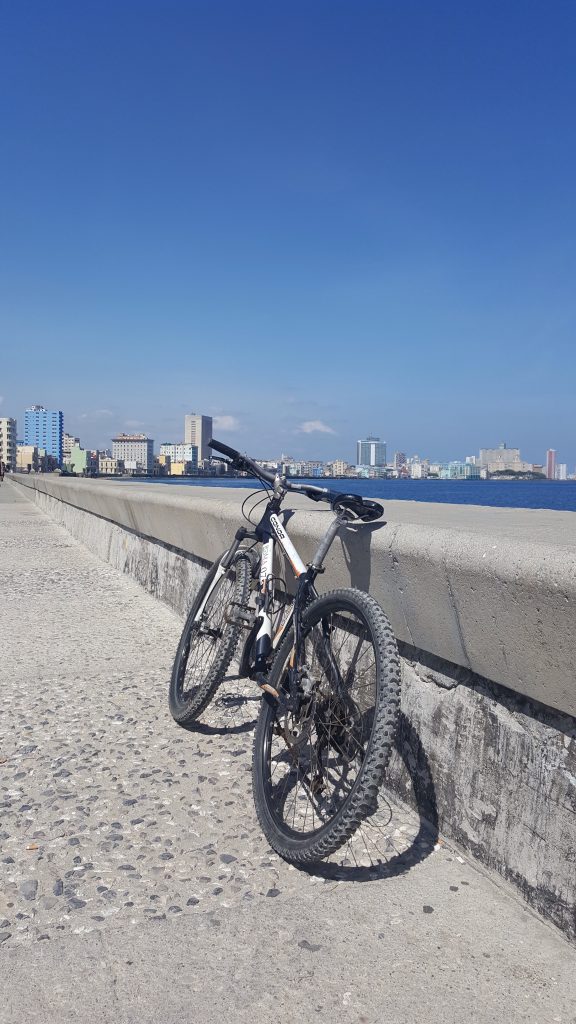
[169,438,401,864]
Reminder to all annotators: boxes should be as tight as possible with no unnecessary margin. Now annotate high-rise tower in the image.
[184,413,213,463]
[356,436,386,467]
[24,405,64,464]
[0,417,17,469]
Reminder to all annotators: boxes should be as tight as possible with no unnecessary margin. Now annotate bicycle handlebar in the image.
[208,438,383,522]
[208,438,276,484]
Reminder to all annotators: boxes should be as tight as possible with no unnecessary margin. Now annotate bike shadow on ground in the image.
[300,712,440,883]
[179,675,260,736]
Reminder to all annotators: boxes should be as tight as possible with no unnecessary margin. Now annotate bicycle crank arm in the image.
[254,672,280,699]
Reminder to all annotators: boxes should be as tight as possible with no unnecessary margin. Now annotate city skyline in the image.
[1,399,570,477]
[1,394,573,472]
[2,4,576,473]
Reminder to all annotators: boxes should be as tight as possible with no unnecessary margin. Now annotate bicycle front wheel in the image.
[252,588,401,864]
[169,551,251,727]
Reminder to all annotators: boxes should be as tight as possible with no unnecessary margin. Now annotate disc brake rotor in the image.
[277,703,315,751]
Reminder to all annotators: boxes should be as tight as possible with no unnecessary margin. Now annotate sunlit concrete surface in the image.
[1,480,574,1024]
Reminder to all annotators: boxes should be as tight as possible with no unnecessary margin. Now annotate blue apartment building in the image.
[24,405,64,463]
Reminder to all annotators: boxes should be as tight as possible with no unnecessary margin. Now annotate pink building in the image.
[546,449,556,480]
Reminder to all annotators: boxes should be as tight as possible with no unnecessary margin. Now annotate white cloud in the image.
[80,409,114,420]
[213,415,240,432]
[297,420,336,435]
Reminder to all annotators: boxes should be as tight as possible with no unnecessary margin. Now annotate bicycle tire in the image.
[252,588,401,864]
[169,551,251,727]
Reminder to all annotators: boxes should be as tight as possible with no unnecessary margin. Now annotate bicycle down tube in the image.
[252,513,306,676]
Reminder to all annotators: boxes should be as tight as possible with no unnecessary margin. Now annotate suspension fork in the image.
[194,527,256,625]
[219,526,257,569]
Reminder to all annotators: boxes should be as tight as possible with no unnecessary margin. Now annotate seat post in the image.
[309,514,343,571]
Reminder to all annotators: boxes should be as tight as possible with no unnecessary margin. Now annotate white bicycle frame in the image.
[194,500,342,665]
[199,440,383,694]
[255,512,307,652]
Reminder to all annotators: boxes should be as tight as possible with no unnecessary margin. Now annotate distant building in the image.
[546,449,557,480]
[282,460,324,477]
[356,436,386,467]
[394,452,407,470]
[16,444,39,472]
[440,461,481,480]
[24,405,63,464]
[479,443,520,466]
[167,460,197,476]
[356,464,387,479]
[300,460,325,477]
[410,460,429,479]
[112,434,154,474]
[62,433,80,461]
[256,460,280,475]
[326,459,350,477]
[159,443,199,470]
[68,445,98,476]
[0,417,17,469]
[556,463,567,481]
[489,457,533,474]
[184,413,212,463]
[479,443,531,475]
[99,456,124,476]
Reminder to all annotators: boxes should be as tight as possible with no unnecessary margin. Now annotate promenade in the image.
[1,479,574,1024]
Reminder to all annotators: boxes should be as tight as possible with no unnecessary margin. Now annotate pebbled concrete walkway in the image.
[0,479,575,1024]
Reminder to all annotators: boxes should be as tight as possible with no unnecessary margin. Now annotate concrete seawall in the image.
[9,473,576,939]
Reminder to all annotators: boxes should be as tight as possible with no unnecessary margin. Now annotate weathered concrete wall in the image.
[16,480,210,616]
[389,657,576,940]
[10,473,576,718]
[9,475,576,940]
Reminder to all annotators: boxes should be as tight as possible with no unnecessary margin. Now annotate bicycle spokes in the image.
[264,606,378,836]
[180,574,238,699]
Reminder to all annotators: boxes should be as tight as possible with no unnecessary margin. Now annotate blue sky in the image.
[1,1,575,465]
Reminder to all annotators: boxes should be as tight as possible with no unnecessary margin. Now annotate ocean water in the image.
[120,476,576,512]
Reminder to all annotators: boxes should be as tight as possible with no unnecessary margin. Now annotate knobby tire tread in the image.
[169,553,251,727]
[252,588,401,864]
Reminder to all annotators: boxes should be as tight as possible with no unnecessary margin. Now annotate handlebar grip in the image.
[208,438,276,485]
[208,438,240,460]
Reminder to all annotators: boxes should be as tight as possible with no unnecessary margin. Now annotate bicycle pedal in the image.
[252,671,280,699]
[224,602,255,629]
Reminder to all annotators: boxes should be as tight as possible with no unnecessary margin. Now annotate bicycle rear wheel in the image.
[252,588,401,864]
[169,552,251,727]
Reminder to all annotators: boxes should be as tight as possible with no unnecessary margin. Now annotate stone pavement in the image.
[1,478,575,1023]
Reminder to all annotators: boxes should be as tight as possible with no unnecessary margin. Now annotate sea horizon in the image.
[115,475,576,512]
